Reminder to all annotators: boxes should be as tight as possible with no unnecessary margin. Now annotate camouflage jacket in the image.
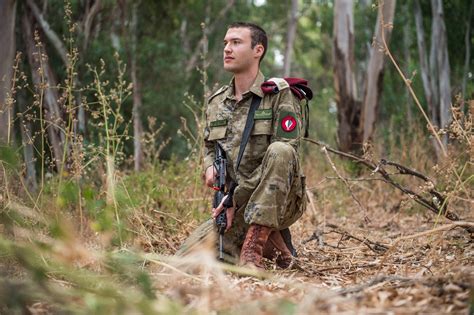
[203,71,305,208]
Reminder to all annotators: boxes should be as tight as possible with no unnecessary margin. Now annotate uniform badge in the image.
[276,111,299,139]
[281,115,297,132]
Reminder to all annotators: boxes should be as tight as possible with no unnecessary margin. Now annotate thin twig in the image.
[378,221,474,271]
[321,146,370,222]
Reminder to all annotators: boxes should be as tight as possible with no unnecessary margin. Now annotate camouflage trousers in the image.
[176,142,306,260]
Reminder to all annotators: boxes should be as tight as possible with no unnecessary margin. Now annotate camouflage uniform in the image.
[177,71,306,259]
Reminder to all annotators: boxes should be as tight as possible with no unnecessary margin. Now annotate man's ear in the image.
[254,44,264,59]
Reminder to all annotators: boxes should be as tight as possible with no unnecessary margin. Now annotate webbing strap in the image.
[235,95,262,171]
[281,227,297,257]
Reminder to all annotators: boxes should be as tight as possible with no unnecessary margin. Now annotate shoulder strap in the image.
[235,95,262,171]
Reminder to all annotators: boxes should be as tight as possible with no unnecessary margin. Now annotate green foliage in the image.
[0,145,19,170]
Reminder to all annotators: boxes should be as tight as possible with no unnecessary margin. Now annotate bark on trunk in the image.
[431,0,451,147]
[130,2,144,171]
[414,0,451,158]
[461,2,473,105]
[22,11,65,172]
[414,0,434,118]
[0,0,17,144]
[361,0,396,143]
[333,0,360,152]
[283,0,298,77]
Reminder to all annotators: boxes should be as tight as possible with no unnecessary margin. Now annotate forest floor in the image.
[151,184,474,314]
[2,152,473,314]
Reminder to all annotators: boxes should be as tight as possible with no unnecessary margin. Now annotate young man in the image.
[179,22,308,269]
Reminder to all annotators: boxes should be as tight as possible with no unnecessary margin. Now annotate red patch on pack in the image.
[281,116,297,132]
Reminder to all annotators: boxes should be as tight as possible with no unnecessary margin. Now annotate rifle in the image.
[213,143,228,261]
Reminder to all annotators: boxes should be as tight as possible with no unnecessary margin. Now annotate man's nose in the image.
[224,43,231,53]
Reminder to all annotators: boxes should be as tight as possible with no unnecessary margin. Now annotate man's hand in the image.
[212,195,235,232]
[204,165,217,188]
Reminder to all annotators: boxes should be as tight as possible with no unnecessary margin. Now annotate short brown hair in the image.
[228,22,267,62]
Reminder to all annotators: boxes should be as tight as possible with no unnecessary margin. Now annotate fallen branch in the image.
[337,275,414,295]
[378,221,474,270]
[325,223,389,253]
[303,138,465,226]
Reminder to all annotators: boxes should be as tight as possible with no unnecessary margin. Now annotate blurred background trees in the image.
[0,0,472,183]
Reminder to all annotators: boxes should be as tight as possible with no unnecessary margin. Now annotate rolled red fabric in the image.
[261,78,313,100]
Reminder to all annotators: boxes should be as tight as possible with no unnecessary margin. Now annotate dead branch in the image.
[185,0,235,73]
[26,0,68,66]
[304,223,388,254]
[325,223,389,253]
[378,221,474,270]
[315,261,386,274]
[303,138,465,226]
[337,275,414,295]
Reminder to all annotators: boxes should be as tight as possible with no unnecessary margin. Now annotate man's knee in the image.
[266,142,296,161]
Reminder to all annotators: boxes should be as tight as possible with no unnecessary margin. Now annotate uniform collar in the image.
[226,70,265,101]
[248,71,265,98]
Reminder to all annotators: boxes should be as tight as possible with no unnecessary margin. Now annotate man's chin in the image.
[223,66,238,74]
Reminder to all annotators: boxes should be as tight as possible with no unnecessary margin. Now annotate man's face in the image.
[223,27,262,73]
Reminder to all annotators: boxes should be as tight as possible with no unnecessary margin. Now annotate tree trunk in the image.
[22,11,65,172]
[431,0,451,147]
[283,0,298,77]
[414,0,451,158]
[461,2,473,105]
[18,91,37,192]
[0,0,17,144]
[414,0,435,118]
[130,2,144,171]
[361,0,396,143]
[403,4,413,126]
[333,0,360,152]
[414,0,441,160]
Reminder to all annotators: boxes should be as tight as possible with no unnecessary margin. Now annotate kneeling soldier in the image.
[177,22,311,269]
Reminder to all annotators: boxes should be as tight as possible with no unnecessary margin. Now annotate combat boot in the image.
[263,231,293,269]
[239,224,272,269]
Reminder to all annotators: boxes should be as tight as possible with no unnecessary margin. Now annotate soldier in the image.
[178,22,310,269]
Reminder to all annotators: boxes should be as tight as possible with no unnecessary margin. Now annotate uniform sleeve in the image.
[203,106,215,172]
[270,88,304,150]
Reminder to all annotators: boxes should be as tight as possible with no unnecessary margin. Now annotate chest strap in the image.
[235,95,262,171]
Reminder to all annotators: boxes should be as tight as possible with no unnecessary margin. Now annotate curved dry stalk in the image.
[321,146,369,222]
[377,0,447,157]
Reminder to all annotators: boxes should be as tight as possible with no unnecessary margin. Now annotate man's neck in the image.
[233,68,259,101]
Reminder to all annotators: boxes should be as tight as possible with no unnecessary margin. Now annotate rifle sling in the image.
[235,95,262,171]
